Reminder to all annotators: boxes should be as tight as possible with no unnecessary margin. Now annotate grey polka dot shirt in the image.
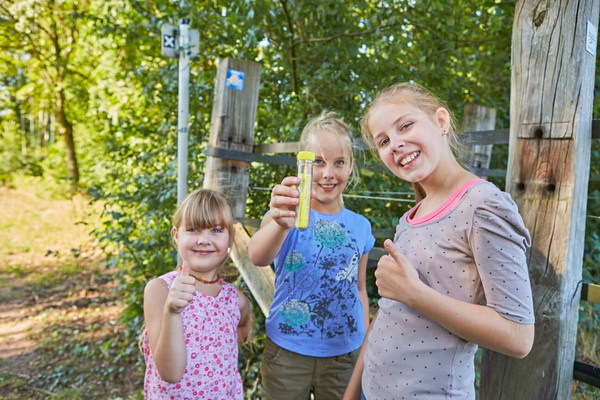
[362,181,534,399]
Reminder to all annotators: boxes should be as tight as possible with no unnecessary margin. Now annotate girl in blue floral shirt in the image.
[249,111,375,399]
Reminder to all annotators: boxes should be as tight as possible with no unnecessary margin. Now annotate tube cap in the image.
[297,151,315,161]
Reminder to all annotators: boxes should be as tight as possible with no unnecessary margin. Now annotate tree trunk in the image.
[55,88,79,191]
[37,110,46,150]
[15,100,27,156]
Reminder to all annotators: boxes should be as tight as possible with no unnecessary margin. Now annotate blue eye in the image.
[378,138,389,147]
[401,122,413,131]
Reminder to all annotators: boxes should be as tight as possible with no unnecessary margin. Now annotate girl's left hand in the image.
[374,239,422,305]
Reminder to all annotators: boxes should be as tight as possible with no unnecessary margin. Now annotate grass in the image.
[0,176,144,400]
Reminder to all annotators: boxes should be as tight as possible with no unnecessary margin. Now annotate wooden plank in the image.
[252,122,598,155]
[461,105,496,177]
[230,222,275,316]
[254,141,301,154]
[581,282,600,304]
[479,1,599,399]
[367,247,386,268]
[573,361,600,388]
[208,146,296,166]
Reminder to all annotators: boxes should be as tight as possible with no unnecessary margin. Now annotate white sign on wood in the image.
[586,21,597,56]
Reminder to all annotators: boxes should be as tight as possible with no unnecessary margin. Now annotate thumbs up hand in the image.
[374,239,422,304]
[166,261,197,314]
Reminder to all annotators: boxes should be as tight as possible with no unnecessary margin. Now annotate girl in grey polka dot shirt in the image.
[344,83,535,400]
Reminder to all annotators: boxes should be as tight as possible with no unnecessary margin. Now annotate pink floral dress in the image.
[143,271,243,399]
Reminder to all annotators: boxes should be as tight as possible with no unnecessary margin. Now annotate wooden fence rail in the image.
[208,119,600,180]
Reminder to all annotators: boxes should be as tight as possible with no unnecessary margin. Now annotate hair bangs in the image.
[173,189,235,242]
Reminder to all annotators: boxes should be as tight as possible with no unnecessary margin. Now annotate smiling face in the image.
[367,101,452,185]
[173,224,230,274]
[171,188,235,276]
[305,131,353,213]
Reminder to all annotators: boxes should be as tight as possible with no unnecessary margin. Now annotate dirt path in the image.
[0,185,142,399]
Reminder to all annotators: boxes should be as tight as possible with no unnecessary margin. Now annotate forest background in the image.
[0,0,599,398]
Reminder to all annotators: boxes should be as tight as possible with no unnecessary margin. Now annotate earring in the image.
[227,247,231,254]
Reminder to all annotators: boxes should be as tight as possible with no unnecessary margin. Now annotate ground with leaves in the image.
[0,185,143,399]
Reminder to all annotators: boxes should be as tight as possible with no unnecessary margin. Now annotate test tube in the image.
[295,151,315,231]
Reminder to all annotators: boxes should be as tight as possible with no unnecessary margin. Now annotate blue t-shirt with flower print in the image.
[265,207,375,357]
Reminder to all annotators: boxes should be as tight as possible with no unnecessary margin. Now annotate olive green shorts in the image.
[260,337,360,400]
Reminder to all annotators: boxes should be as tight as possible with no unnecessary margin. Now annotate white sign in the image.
[161,23,178,58]
[161,23,200,59]
[586,21,597,56]
[188,30,200,59]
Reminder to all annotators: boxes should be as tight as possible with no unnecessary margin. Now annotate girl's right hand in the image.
[269,176,302,229]
[165,261,196,314]
[375,239,423,305]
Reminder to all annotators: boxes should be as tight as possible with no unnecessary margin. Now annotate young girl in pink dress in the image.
[142,188,251,400]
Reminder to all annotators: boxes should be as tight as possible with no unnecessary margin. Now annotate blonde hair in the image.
[300,111,359,203]
[360,82,463,202]
[360,82,462,157]
[172,188,235,246]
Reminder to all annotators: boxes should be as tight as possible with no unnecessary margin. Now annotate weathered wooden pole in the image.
[479,1,598,399]
[203,57,275,316]
[461,105,496,177]
[204,57,261,217]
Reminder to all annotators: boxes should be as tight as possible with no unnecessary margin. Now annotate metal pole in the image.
[177,18,191,205]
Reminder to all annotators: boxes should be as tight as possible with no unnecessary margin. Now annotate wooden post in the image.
[479,1,598,399]
[203,57,275,316]
[204,57,261,218]
[230,223,275,316]
[461,105,495,177]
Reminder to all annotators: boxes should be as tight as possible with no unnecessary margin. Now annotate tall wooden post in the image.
[204,57,262,217]
[461,105,496,177]
[204,58,275,316]
[480,1,598,399]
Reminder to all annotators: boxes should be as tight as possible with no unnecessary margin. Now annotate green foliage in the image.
[0,121,43,182]
[83,1,516,358]
[2,0,600,396]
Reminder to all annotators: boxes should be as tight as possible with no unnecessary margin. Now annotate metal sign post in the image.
[176,19,190,206]
[160,19,200,205]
